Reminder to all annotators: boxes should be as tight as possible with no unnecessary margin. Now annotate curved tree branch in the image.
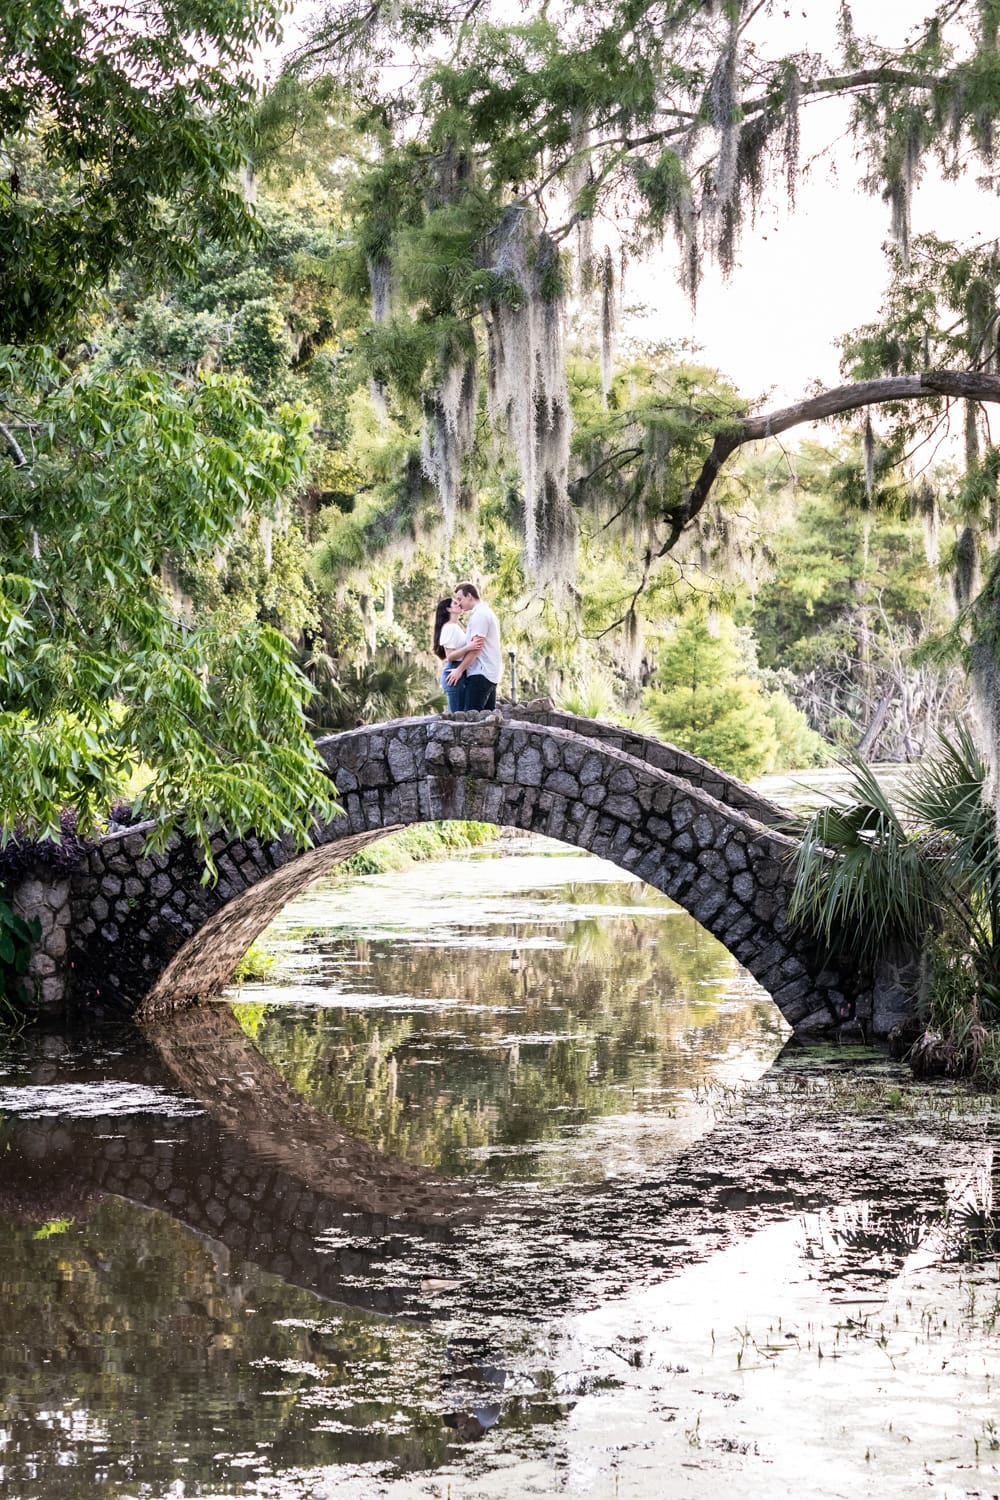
[668,370,1000,552]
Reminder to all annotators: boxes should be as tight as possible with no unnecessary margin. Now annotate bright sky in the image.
[628,1,994,406]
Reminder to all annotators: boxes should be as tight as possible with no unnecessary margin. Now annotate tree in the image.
[0,349,336,856]
[0,0,282,343]
[642,614,823,779]
[286,0,1000,578]
[749,439,963,758]
[0,0,354,861]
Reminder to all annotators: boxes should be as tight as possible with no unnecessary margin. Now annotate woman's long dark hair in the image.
[432,597,453,660]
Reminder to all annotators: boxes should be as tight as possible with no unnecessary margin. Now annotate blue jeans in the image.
[464,673,497,711]
[442,663,467,712]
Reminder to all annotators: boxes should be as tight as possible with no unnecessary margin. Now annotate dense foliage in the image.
[1,0,281,343]
[0,0,339,860]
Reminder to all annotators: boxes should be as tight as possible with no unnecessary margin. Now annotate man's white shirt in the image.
[465,601,501,684]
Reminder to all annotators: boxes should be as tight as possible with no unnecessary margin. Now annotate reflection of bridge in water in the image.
[1,1006,990,1330]
[3,1006,487,1320]
[0,1006,994,1500]
[17,707,913,1040]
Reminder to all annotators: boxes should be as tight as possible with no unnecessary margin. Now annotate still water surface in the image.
[0,840,998,1498]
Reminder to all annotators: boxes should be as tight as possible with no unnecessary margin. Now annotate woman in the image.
[433,596,468,712]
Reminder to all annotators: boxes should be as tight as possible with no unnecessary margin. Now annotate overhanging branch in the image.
[669,370,1000,551]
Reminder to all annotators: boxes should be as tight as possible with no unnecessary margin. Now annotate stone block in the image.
[518,748,544,786]
[724,841,747,872]
[721,911,755,946]
[754,857,783,889]
[731,936,762,965]
[608,766,637,795]
[752,890,779,923]
[387,739,417,780]
[545,805,567,841]
[15,879,44,909]
[497,751,516,782]
[692,814,716,847]
[562,741,587,773]
[771,976,810,1009]
[46,925,67,959]
[635,851,664,886]
[605,794,640,821]
[779,992,817,1025]
[469,746,495,777]
[360,759,390,788]
[579,753,604,786]
[793,1005,838,1038]
[541,737,562,770]
[671,799,695,831]
[609,823,633,859]
[699,850,727,882]
[689,886,726,925]
[478,783,506,823]
[40,976,65,1008]
[545,770,579,799]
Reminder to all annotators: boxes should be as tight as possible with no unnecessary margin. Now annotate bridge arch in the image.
[57,710,869,1039]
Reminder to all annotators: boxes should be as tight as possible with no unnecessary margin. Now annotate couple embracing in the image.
[432,583,501,712]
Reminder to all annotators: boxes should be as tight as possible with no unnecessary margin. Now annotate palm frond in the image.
[790,754,937,967]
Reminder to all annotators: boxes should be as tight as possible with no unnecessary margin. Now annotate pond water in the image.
[0,838,998,1499]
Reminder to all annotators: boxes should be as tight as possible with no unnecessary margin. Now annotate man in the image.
[447,583,501,710]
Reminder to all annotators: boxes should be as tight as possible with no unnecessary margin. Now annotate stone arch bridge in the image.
[13,706,907,1041]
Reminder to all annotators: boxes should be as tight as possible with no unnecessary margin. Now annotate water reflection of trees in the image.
[245,888,785,1178]
[0,1190,458,1498]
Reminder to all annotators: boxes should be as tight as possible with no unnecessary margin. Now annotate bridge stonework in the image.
[11,709,911,1041]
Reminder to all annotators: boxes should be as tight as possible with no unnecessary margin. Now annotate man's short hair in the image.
[454,582,480,600]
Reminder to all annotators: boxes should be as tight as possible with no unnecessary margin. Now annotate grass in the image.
[333,820,498,877]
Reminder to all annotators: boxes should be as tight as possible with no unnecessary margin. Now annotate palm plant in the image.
[788,756,939,971]
[789,727,1000,1050]
[303,649,441,732]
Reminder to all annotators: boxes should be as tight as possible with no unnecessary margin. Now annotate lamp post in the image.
[507,646,517,704]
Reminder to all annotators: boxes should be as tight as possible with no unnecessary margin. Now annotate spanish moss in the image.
[887,123,922,269]
[367,255,391,324]
[420,352,478,542]
[708,5,740,213]
[863,414,876,499]
[599,248,620,407]
[567,108,594,281]
[623,606,643,681]
[954,524,980,613]
[782,64,801,205]
[482,208,575,588]
[911,478,939,565]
